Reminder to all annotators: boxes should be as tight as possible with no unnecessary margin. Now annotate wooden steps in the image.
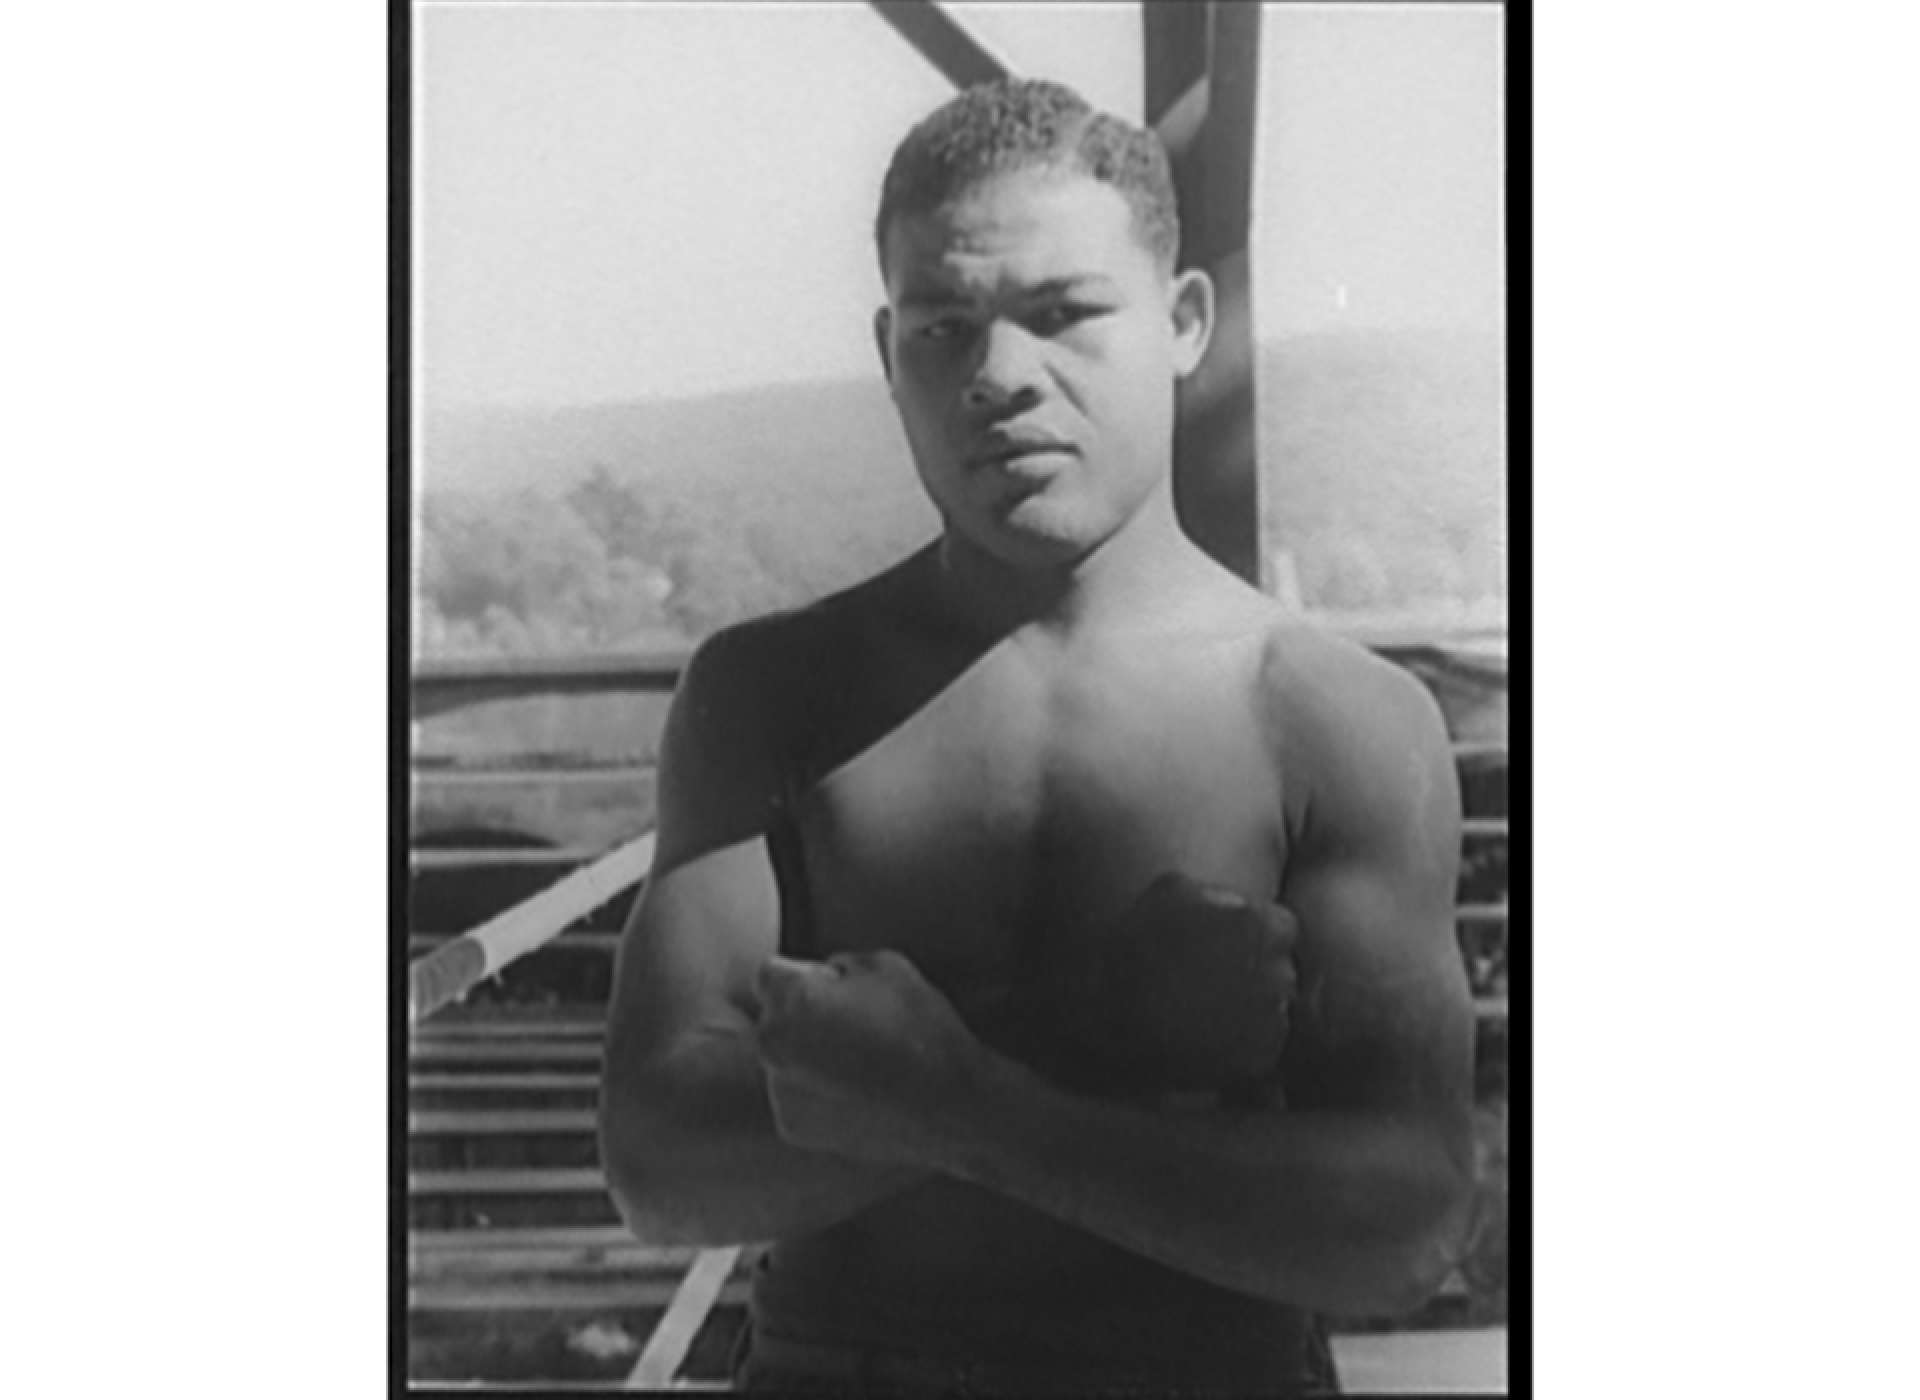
[410,1072,600,1111]
[409,1037,602,1067]
[409,1224,753,1313]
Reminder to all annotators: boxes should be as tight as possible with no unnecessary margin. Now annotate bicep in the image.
[605,633,788,1069]
[607,838,781,1067]
[1280,677,1473,1123]
[1282,862,1472,1120]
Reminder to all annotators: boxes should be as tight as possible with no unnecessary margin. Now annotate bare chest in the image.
[788,640,1288,990]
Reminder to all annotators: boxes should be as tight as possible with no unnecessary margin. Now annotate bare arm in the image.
[759,655,1476,1315]
[597,628,928,1246]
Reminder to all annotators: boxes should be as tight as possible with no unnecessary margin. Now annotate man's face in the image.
[875,168,1211,571]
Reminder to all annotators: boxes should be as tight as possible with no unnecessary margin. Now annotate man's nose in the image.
[962,321,1045,414]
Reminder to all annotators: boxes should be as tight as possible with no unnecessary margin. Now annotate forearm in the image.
[600,1025,929,1246]
[926,1051,1472,1316]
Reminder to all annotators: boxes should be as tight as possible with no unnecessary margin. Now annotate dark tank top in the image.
[755,793,1332,1394]
[765,779,818,959]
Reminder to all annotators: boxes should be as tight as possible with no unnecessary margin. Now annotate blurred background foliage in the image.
[416,330,1506,656]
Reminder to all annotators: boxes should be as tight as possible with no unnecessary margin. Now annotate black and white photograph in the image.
[403,1,1515,1391]
[25,4,1920,1398]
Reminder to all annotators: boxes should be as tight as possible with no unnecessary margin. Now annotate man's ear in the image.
[873,306,895,386]
[1169,268,1215,379]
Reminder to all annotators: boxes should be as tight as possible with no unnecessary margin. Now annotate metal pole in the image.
[868,1,1012,90]
[1144,1,1266,590]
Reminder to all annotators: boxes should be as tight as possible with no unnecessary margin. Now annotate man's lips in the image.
[969,434,1077,470]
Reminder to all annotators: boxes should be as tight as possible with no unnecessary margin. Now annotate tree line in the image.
[418,466,1505,658]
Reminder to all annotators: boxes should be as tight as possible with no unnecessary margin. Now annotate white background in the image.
[6,2,1920,1395]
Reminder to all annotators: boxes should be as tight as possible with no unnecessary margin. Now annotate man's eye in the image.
[919,318,971,342]
[1031,305,1099,334]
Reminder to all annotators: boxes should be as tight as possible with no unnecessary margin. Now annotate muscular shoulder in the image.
[1251,619,1459,862]
[653,561,911,865]
[675,557,914,733]
[1254,620,1448,753]
[671,607,825,746]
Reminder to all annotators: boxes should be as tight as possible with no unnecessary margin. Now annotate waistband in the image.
[744,1263,1314,1395]
[750,1250,1312,1366]
[737,1323,1304,1397]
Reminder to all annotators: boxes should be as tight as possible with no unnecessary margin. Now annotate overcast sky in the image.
[417,1,1503,411]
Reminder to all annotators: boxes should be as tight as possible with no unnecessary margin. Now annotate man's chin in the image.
[983,521,1101,572]
[991,495,1103,554]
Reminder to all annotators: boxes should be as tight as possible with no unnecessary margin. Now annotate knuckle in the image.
[756,1024,789,1065]
[1146,871,1196,907]
[837,949,888,972]
[1201,882,1249,911]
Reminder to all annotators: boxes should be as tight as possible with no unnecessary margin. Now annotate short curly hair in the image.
[875,78,1181,277]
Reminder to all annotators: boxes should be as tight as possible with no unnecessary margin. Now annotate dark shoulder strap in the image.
[764,773,817,959]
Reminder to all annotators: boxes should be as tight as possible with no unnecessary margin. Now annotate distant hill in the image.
[416,329,1507,651]
[425,376,917,503]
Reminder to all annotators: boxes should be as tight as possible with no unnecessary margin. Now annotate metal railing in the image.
[408,653,717,1387]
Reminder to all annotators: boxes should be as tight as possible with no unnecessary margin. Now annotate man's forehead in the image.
[882,170,1155,300]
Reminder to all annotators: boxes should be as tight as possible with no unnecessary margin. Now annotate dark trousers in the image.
[729,1319,1342,1396]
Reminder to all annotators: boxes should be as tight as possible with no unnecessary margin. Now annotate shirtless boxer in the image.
[599,78,1475,1395]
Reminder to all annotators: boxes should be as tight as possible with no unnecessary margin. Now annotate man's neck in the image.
[927,486,1217,645]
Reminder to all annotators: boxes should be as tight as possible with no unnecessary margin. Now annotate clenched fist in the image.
[753,949,983,1162]
[1022,872,1301,1093]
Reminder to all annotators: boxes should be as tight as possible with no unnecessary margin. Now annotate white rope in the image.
[408,831,657,1026]
[626,1246,743,1389]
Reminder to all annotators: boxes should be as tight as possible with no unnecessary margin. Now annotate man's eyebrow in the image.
[1022,276,1118,299]
[897,289,971,313]
[897,276,1117,312]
